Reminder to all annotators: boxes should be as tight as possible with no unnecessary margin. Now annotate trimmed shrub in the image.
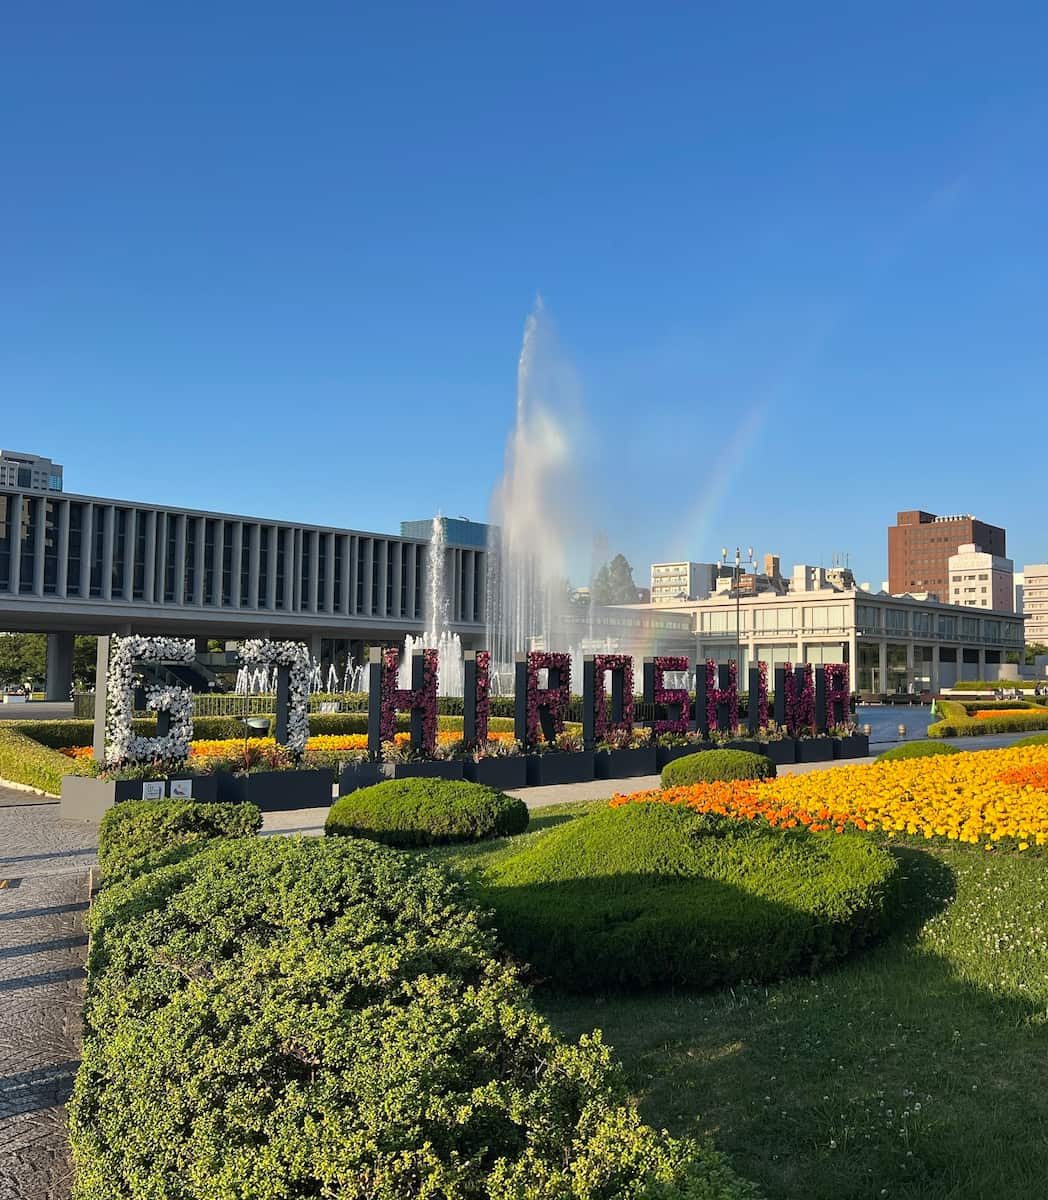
[661,748,776,789]
[876,741,962,762]
[0,724,75,794]
[70,836,757,1200]
[97,800,262,882]
[326,777,529,846]
[929,699,1048,738]
[1010,733,1048,748]
[480,802,899,992]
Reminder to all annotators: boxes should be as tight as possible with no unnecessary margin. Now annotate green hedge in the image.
[326,778,529,847]
[11,712,518,751]
[0,725,75,794]
[928,699,1048,738]
[97,800,261,882]
[1010,733,1048,748]
[876,740,961,762]
[661,748,776,789]
[951,679,1041,690]
[481,802,899,993]
[70,836,757,1200]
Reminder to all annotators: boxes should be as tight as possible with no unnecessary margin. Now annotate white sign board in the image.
[169,779,194,799]
[141,780,165,801]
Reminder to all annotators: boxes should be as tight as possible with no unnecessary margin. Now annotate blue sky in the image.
[3,3,1047,587]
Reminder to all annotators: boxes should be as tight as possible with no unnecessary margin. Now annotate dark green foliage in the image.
[661,749,776,788]
[97,800,261,882]
[480,803,899,992]
[70,836,756,1199]
[0,724,75,793]
[326,777,529,846]
[876,740,962,762]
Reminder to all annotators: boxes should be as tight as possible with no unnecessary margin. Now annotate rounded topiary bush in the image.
[70,836,757,1200]
[325,777,529,846]
[876,740,962,762]
[481,802,899,992]
[661,748,776,789]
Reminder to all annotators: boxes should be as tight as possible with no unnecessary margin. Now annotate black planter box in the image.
[594,747,659,780]
[385,760,464,782]
[463,756,528,790]
[337,761,385,794]
[726,739,762,756]
[656,743,712,771]
[525,752,595,787]
[758,739,797,766]
[795,738,834,763]
[833,734,870,760]
[215,768,335,811]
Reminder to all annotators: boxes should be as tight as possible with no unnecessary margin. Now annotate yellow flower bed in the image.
[60,730,516,759]
[612,744,1048,848]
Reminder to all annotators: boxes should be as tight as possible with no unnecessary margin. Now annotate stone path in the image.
[0,794,96,1200]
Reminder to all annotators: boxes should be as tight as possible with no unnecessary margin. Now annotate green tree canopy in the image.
[591,554,639,606]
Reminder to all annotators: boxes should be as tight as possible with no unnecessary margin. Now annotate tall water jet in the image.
[486,299,580,690]
[402,514,464,695]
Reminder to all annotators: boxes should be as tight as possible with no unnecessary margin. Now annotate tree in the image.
[591,555,639,606]
[0,633,46,689]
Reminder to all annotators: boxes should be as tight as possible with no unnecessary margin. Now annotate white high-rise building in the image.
[1022,563,1048,644]
[947,543,1014,612]
[650,561,716,604]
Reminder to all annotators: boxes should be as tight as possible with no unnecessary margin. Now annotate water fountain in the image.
[485,299,581,692]
[401,514,464,696]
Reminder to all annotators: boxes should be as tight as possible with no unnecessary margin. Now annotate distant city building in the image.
[631,586,1023,692]
[948,543,1014,612]
[888,509,1006,598]
[0,450,63,493]
[650,561,716,604]
[400,516,489,549]
[1022,563,1048,644]
[1014,571,1025,620]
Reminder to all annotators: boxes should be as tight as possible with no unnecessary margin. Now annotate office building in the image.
[1022,563,1048,644]
[947,543,1014,612]
[0,450,63,493]
[888,510,1006,598]
[650,561,716,604]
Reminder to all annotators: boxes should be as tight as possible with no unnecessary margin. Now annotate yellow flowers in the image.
[613,744,1048,848]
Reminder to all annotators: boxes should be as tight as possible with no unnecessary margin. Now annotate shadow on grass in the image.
[532,845,1048,1200]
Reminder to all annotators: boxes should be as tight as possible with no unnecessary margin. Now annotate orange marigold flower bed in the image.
[611,744,1048,846]
[972,709,1034,719]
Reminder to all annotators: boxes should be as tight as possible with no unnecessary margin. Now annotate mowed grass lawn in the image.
[432,803,1048,1200]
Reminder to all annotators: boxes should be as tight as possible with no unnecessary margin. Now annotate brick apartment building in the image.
[888,510,1006,599]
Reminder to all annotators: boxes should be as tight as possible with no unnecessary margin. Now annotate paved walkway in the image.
[0,793,95,1200]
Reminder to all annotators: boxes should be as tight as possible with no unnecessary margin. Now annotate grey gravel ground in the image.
[0,795,95,1200]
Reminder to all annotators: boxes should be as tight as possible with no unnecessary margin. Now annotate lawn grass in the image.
[429,800,1048,1200]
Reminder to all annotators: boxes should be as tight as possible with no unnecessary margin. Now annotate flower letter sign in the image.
[104,635,195,766]
[240,640,312,757]
[514,652,571,749]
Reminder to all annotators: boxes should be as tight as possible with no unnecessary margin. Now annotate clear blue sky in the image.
[3,3,1047,587]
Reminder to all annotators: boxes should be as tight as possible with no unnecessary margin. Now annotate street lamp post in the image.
[721,545,755,682]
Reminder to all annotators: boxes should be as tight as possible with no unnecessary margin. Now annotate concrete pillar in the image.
[309,531,320,612]
[248,524,260,608]
[56,498,70,597]
[931,644,941,693]
[101,504,115,600]
[212,519,225,606]
[308,634,323,662]
[195,637,209,653]
[45,631,75,701]
[122,508,137,599]
[283,528,295,611]
[906,642,915,689]
[154,511,167,602]
[363,538,374,614]
[465,550,476,622]
[8,493,23,594]
[174,513,187,604]
[324,532,336,613]
[978,649,987,680]
[230,521,243,609]
[339,534,351,614]
[33,497,46,595]
[266,526,278,610]
[878,641,888,694]
[376,540,388,616]
[79,501,93,597]
[143,509,157,602]
[406,542,417,620]
[193,516,206,606]
[391,542,403,618]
